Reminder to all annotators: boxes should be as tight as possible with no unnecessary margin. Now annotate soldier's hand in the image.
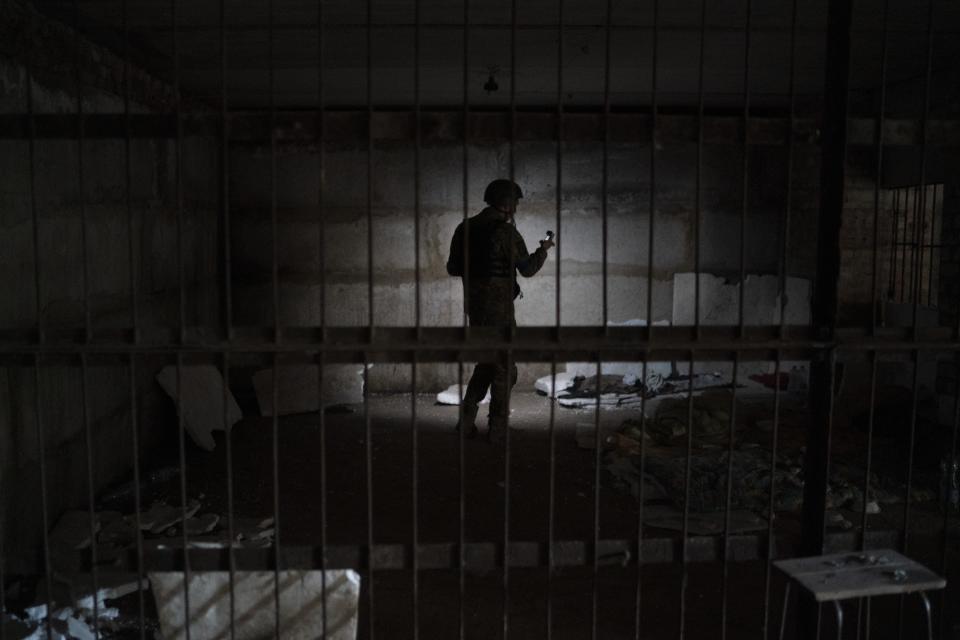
[540,236,555,251]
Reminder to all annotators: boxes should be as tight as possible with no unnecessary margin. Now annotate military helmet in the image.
[483,179,523,207]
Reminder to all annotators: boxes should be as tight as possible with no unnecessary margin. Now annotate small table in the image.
[773,549,946,640]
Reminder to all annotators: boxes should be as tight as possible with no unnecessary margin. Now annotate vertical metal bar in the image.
[27,32,42,343]
[220,0,232,341]
[855,354,878,638]
[502,346,512,640]
[462,0,471,336]
[646,0,658,332]
[504,2,518,637]
[367,0,375,336]
[172,0,185,344]
[591,358,602,640]
[897,348,922,640]
[546,357,557,640]
[364,354,375,639]
[601,0,611,331]
[412,1,422,636]
[170,0,191,633]
[457,358,465,640]
[909,187,920,305]
[555,0,563,332]
[219,3,236,635]
[223,353,236,640]
[802,0,851,557]
[414,0,422,337]
[738,0,753,336]
[128,354,146,640]
[939,349,960,638]
[79,354,100,637]
[122,0,138,341]
[871,0,890,330]
[927,186,938,307]
[693,0,706,341]
[271,352,281,639]
[912,0,935,329]
[269,0,280,342]
[34,357,54,640]
[889,189,899,301]
[74,0,91,343]
[317,0,326,338]
[765,0,799,630]
[720,356,739,640]
[317,353,329,639]
[175,355,190,640]
[762,355,783,638]
[411,354,419,640]
[633,357,648,640]
[677,353,694,640]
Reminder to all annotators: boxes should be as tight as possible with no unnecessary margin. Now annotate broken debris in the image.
[156,365,242,451]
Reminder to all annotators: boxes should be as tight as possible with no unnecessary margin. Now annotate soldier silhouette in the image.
[446,179,555,442]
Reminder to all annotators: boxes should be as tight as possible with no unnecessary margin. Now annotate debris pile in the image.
[536,369,728,409]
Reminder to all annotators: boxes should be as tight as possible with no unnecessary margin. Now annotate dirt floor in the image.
[151,389,960,639]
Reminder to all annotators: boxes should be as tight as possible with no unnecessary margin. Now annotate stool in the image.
[774,549,946,640]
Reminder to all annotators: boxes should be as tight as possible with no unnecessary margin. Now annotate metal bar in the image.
[74,0,91,343]
[927,185,938,307]
[693,0,706,341]
[122,0,138,342]
[412,2,422,636]
[34,357,55,640]
[271,351,281,639]
[600,0,611,331]
[118,529,918,572]
[546,358,557,640]
[889,188,899,301]
[317,352,329,639]
[940,351,960,638]
[79,354,101,636]
[366,0,375,338]
[738,0,753,337]
[316,0,326,341]
[720,356,740,640]
[871,0,889,330]
[909,187,920,305]
[26,22,42,344]
[592,358,602,640]
[554,0,563,334]
[855,353,878,639]
[912,0,936,328]
[897,349,922,640]
[461,0,471,343]
[269,0,279,343]
[678,353,694,639]
[633,357,648,640]
[457,358,465,640]
[128,354,146,640]
[175,354,191,640]
[802,0,852,562]
[220,0,232,341]
[411,356,419,640]
[223,352,236,640]
[364,355,375,639]
[762,354,783,638]
[646,0,658,334]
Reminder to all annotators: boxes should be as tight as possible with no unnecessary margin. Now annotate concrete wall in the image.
[0,0,219,570]
[228,137,822,390]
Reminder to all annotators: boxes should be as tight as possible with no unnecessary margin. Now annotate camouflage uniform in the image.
[447,207,549,433]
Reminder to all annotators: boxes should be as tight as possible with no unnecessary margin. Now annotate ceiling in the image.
[34,0,960,110]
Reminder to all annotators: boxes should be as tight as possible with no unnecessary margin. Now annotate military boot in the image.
[455,403,480,438]
[486,416,509,446]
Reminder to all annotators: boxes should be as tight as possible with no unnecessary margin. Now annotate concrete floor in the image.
[165,390,959,639]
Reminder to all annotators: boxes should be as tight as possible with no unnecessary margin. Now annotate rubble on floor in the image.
[435,384,490,405]
[605,424,937,521]
[156,365,243,451]
[150,570,360,640]
[537,368,728,410]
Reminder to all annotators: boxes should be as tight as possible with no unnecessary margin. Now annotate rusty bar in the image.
[554,0,563,333]
[737,0,753,337]
[871,0,890,330]
[546,357,557,640]
[364,354,376,638]
[592,358,602,640]
[220,0,232,341]
[34,357,55,640]
[457,358,465,640]
[223,352,236,640]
